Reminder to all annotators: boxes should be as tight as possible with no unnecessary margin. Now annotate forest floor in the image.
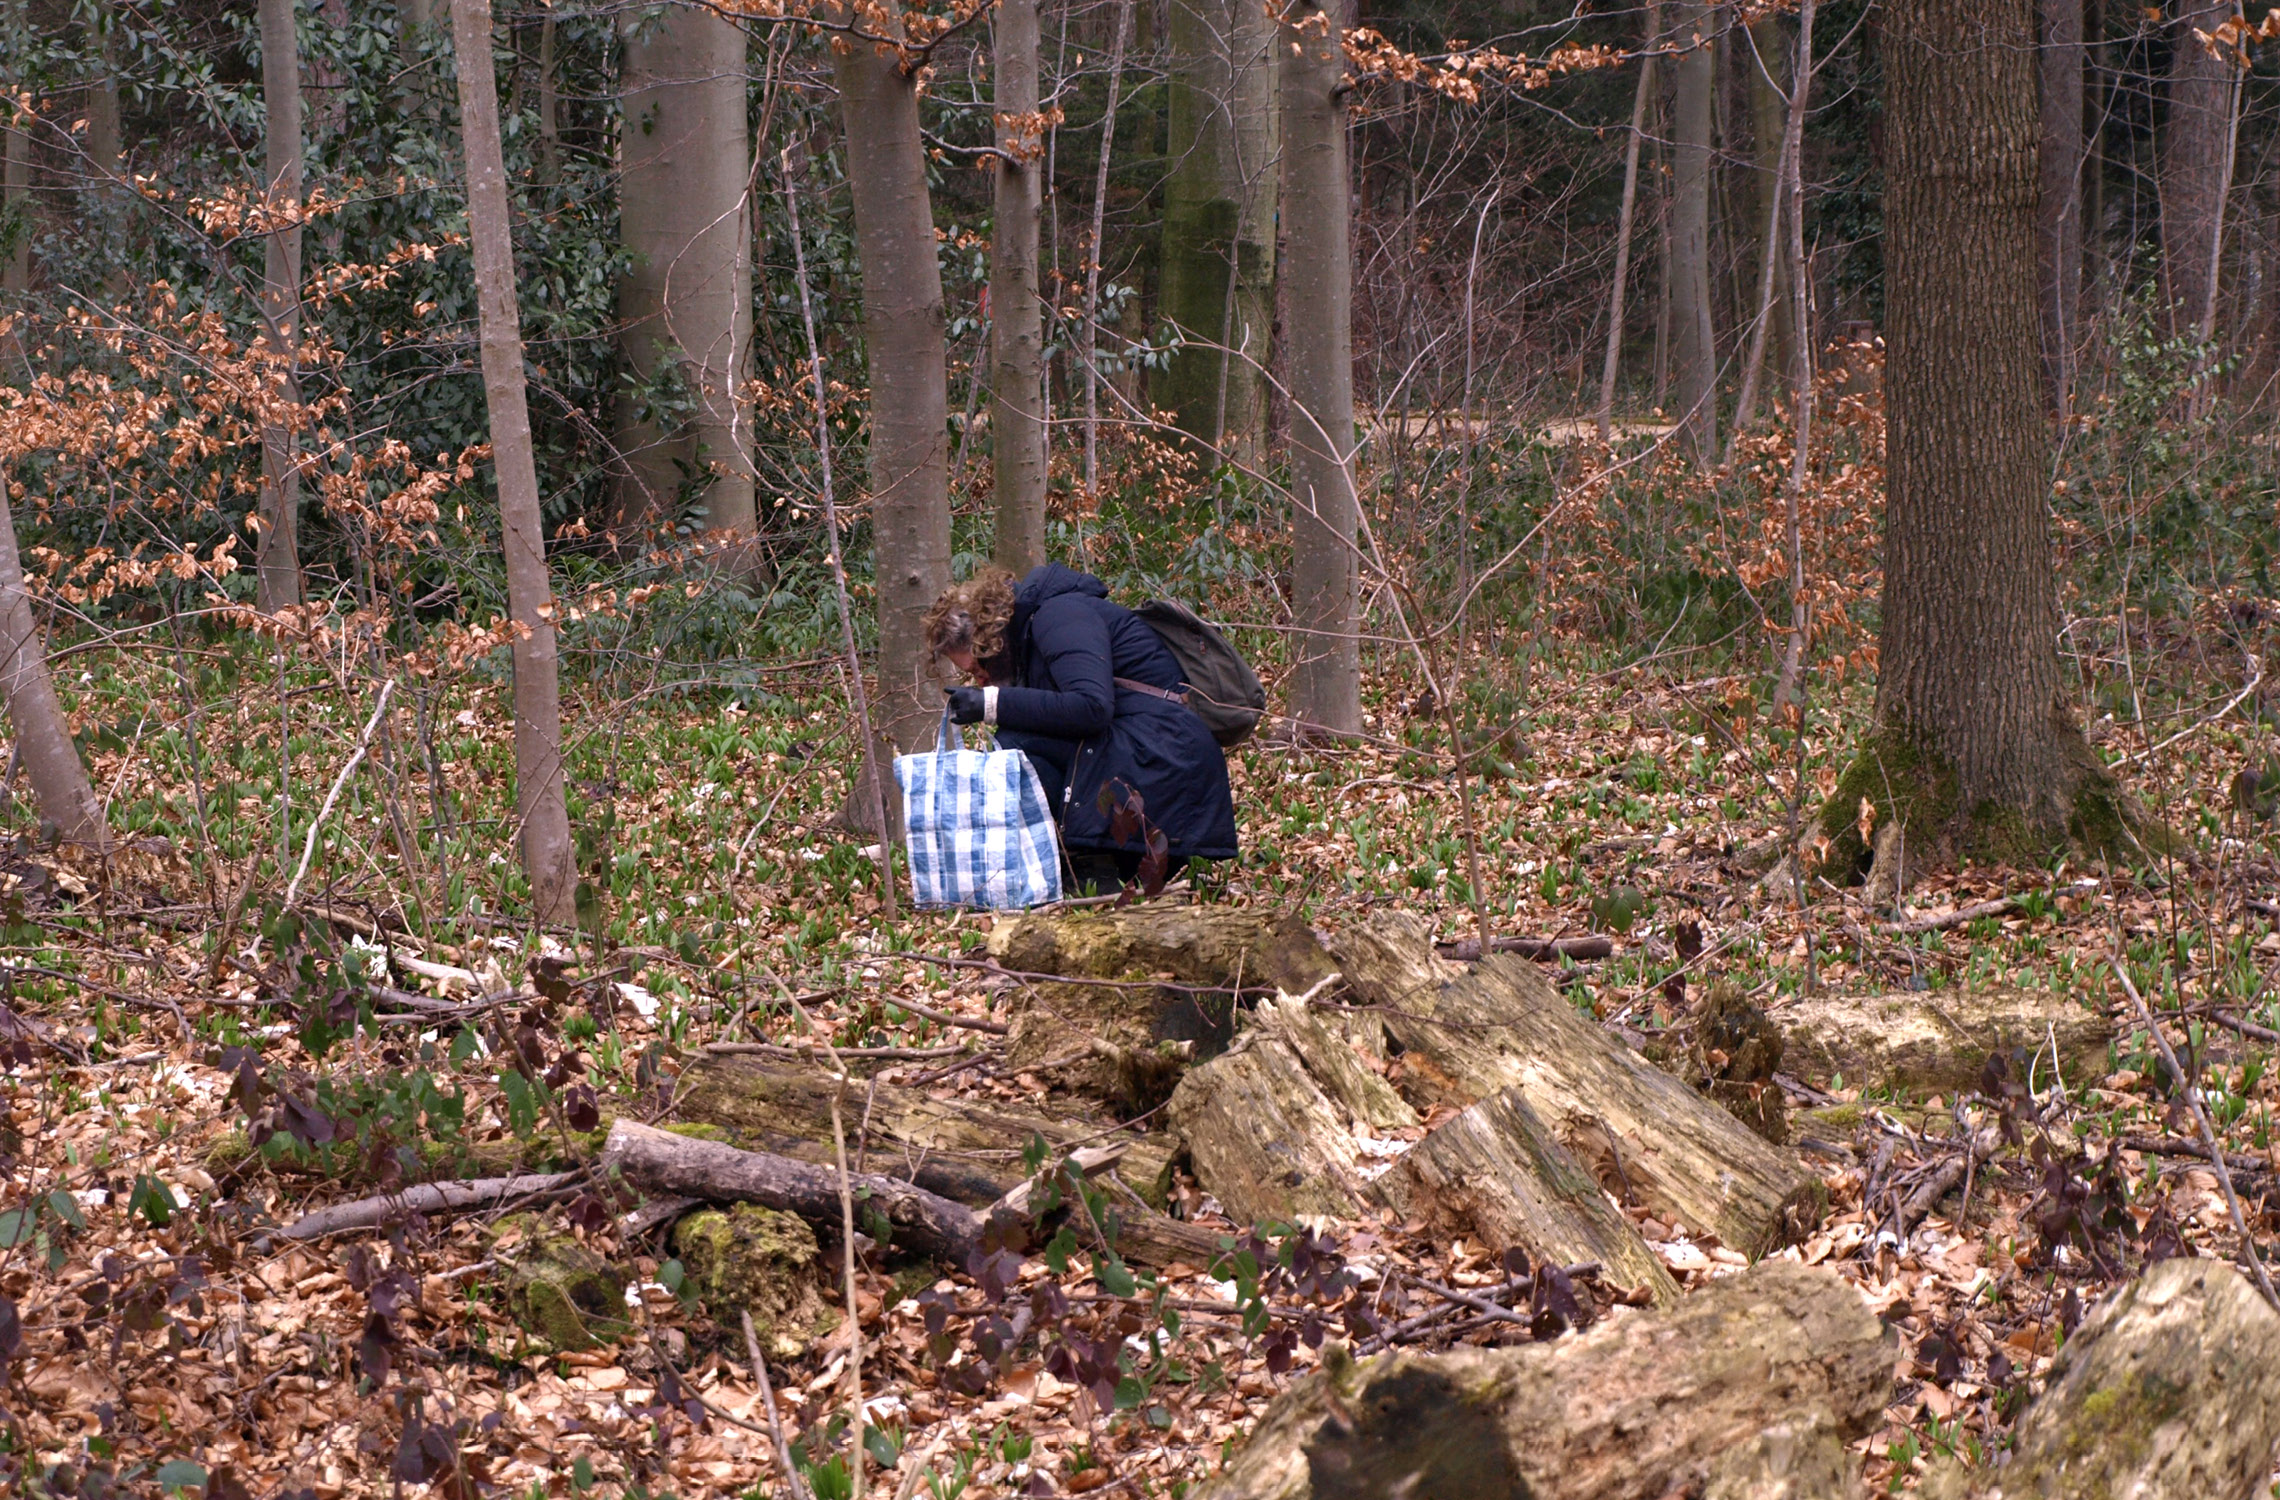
[5,629,2278,1499]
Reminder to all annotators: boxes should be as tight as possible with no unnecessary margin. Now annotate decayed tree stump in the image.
[1331,914,1825,1253]
[1377,1087,1680,1304]
[676,1052,1179,1208]
[988,906,1340,1105]
[1933,1258,2280,1500]
[1775,986,2111,1096]
[1193,1260,1892,1500]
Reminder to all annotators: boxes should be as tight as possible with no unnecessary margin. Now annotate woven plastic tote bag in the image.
[894,707,1063,910]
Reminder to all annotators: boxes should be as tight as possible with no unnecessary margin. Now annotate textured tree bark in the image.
[832,22,952,754]
[1666,0,1719,464]
[255,0,305,613]
[989,0,1047,573]
[611,1,756,539]
[0,482,106,848]
[1929,1259,2280,1499]
[1872,0,2105,852]
[1157,0,1277,459]
[1193,1260,1893,1500]
[1331,914,1824,1256]
[2159,2,2243,343]
[2037,0,2085,404]
[1280,0,1361,737]
[449,0,577,925]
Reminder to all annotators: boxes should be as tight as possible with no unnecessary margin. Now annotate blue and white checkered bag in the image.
[895,708,1063,909]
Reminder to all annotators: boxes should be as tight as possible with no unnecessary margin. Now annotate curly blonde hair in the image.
[922,567,1019,669]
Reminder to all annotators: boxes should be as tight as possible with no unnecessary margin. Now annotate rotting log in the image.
[602,1119,991,1264]
[675,1051,1178,1208]
[988,905,1340,1107]
[1193,1259,1891,1500]
[1331,913,1824,1254]
[1930,1258,2280,1500]
[1377,1087,1680,1305]
[1775,986,2111,1096]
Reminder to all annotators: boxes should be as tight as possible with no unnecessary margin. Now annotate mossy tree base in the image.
[1817,723,2170,886]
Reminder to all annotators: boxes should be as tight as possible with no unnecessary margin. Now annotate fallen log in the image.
[274,1170,580,1241]
[602,1120,989,1263]
[1193,1259,1891,1500]
[990,905,1341,995]
[1931,1258,2280,1499]
[1332,913,1824,1254]
[1774,986,2111,1096]
[675,1051,1179,1208]
[1436,934,1615,963]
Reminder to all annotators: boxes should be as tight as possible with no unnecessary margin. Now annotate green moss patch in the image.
[672,1205,838,1360]
[488,1214,632,1352]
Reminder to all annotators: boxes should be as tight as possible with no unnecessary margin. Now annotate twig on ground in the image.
[702,1041,971,1061]
[2115,959,2280,1310]
[1436,933,1615,962]
[273,1170,580,1241]
[1887,896,2020,935]
[743,1308,813,1500]
[283,678,396,908]
[2120,1135,2280,1178]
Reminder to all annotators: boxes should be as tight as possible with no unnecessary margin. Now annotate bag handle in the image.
[937,702,957,755]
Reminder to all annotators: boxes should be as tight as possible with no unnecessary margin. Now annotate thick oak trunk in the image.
[1193,1260,1892,1500]
[1157,0,1277,459]
[612,1,756,537]
[1931,1258,2280,1499]
[833,24,953,752]
[1279,0,1362,737]
[255,0,305,613]
[1867,0,2107,857]
[989,0,1048,573]
[449,0,577,924]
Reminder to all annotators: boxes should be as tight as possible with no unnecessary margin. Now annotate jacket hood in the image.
[1014,563,1108,610]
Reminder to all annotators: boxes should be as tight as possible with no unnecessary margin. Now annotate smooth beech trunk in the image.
[255,0,305,613]
[1157,0,1277,458]
[1875,0,2099,844]
[2159,1,2243,343]
[0,483,105,848]
[86,1,122,197]
[990,0,1047,573]
[2037,0,2085,402]
[833,20,952,753]
[449,0,576,925]
[1280,0,1360,737]
[1595,4,1658,443]
[1667,0,1719,464]
[612,1,756,538]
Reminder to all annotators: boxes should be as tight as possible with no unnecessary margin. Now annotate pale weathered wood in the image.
[1377,1087,1680,1305]
[1775,987,2110,1095]
[991,905,1339,994]
[1194,1259,1891,1500]
[1932,1258,2280,1500]
[676,1052,1179,1208]
[1332,913,1824,1254]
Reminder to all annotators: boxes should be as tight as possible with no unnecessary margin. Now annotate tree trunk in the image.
[255,0,305,613]
[989,0,1047,573]
[2159,2,2242,343]
[1667,0,1719,464]
[1927,1259,2280,1500]
[2,77,24,311]
[449,0,577,925]
[1594,8,1658,443]
[0,482,105,848]
[85,0,121,198]
[833,23,952,753]
[611,1,756,539]
[1747,16,1797,388]
[1157,0,1277,460]
[1193,1260,1894,1500]
[1280,0,1361,737]
[1865,0,2108,857]
[2038,0,2085,405]
[535,11,559,187]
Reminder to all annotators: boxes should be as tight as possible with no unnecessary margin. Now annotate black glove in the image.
[946,686,986,725]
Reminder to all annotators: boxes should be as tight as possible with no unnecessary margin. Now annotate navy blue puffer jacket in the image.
[992,565,1239,861]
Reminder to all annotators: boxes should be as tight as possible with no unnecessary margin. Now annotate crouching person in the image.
[923,564,1238,893]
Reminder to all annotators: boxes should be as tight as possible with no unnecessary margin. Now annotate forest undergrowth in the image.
[6,409,2280,1498]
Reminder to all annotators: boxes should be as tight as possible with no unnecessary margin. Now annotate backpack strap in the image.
[1114,676,1188,705]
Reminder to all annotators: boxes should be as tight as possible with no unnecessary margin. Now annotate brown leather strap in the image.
[1114,676,1188,704]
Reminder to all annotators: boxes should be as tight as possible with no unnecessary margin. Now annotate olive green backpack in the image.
[1133,599,1266,748]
